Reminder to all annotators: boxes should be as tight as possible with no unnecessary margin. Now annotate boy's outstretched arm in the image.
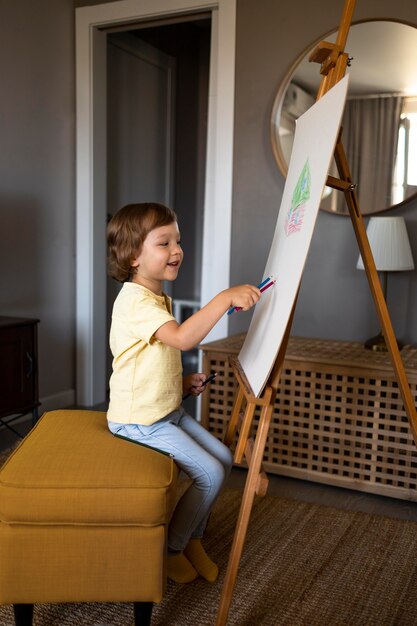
[155,284,260,351]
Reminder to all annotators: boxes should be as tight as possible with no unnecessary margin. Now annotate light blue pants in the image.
[108,407,233,553]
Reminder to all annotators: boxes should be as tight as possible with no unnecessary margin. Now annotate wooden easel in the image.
[216,0,417,623]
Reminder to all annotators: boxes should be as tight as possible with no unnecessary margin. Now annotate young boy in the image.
[106,202,260,584]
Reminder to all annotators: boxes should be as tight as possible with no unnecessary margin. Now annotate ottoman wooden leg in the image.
[13,604,33,626]
[134,601,153,625]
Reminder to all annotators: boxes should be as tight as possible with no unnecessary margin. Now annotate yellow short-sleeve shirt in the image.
[107,282,183,425]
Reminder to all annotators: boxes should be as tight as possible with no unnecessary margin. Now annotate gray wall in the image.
[0,0,75,410]
[230,0,417,347]
[1,0,416,411]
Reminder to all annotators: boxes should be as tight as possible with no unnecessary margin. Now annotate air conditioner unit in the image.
[284,83,315,119]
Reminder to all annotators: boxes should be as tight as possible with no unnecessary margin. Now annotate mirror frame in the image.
[270,19,417,216]
[270,32,328,179]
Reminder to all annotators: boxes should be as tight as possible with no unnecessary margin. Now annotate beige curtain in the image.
[337,95,404,214]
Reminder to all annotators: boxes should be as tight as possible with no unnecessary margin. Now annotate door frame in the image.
[75,0,236,406]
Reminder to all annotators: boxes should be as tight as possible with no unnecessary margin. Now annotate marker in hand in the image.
[227,276,276,316]
[182,372,218,400]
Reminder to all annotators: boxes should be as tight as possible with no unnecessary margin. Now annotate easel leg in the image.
[216,401,274,626]
[234,402,256,464]
[224,386,244,448]
[334,139,417,441]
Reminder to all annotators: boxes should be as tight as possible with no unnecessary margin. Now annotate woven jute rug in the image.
[1,445,417,625]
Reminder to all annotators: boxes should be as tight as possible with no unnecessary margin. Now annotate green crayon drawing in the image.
[285,159,311,236]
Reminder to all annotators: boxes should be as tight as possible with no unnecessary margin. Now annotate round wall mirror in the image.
[271,20,417,215]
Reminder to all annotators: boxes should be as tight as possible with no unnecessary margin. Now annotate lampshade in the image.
[357,217,415,272]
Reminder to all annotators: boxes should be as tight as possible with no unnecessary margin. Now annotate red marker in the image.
[260,280,275,294]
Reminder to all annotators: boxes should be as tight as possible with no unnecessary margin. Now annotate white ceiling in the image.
[294,20,417,97]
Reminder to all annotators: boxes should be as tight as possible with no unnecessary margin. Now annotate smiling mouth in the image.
[168,261,180,267]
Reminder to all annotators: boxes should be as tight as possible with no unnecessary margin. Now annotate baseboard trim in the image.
[0,389,76,430]
[39,389,76,414]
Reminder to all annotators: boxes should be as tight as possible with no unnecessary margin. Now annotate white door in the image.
[106,33,175,384]
[107,33,175,209]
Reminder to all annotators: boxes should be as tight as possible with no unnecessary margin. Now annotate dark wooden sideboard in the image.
[0,316,39,436]
[199,334,417,501]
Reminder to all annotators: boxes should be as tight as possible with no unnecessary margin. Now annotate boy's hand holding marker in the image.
[227,276,275,315]
[183,372,218,400]
[225,284,261,313]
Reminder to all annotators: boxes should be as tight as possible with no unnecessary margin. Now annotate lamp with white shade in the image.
[357,216,414,351]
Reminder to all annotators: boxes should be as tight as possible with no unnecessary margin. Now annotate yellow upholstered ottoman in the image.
[0,410,179,626]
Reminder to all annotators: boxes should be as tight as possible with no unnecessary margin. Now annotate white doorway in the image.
[107,33,176,211]
[106,31,177,384]
[106,20,210,385]
[76,0,236,407]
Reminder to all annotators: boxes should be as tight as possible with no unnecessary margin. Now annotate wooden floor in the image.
[3,414,417,523]
[228,465,417,522]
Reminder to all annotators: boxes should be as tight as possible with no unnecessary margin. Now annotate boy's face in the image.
[131,221,183,291]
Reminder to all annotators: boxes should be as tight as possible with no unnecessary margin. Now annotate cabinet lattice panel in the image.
[200,334,417,500]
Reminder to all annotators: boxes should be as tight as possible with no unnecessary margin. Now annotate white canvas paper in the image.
[238,76,349,397]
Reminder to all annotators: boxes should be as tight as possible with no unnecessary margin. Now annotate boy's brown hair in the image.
[107,202,177,282]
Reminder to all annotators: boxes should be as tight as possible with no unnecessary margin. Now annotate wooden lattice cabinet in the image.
[199,334,417,501]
